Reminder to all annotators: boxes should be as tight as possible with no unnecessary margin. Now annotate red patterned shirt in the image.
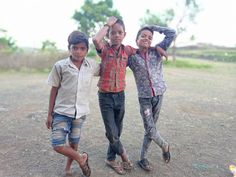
[97,43,136,92]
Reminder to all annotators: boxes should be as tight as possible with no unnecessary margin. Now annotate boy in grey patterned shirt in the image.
[128,25,176,171]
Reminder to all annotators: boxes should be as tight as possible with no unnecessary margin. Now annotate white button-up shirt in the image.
[47,57,100,118]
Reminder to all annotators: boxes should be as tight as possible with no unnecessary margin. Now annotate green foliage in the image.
[140,9,174,27]
[87,50,97,57]
[72,0,121,37]
[41,40,57,52]
[139,0,201,60]
[0,29,18,52]
[164,58,212,69]
[0,36,18,52]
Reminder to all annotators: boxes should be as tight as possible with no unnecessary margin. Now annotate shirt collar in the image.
[66,57,89,69]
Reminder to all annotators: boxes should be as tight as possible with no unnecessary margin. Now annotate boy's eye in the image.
[111,31,124,36]
[80,47,86,51]
[72,46,87,51]
[72,46,78,50]
[140,35,152,41]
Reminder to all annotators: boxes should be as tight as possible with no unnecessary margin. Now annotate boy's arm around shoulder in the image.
[148,25,176,51]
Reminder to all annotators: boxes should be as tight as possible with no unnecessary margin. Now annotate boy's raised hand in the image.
[106,16,118,27]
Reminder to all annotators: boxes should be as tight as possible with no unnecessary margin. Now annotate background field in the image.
[0,56,235,177]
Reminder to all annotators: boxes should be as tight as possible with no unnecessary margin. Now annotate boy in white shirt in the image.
[46,31,100,177]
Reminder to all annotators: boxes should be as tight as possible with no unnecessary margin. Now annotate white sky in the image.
[0,0,236,49]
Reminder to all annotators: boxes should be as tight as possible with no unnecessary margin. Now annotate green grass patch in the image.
[164,58,213,69]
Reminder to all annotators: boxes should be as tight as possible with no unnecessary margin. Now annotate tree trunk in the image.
[172,36,177,61]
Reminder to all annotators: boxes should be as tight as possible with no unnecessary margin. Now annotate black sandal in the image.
[138,159,152,171]
[162,145,171,163]
[81,152,91,177]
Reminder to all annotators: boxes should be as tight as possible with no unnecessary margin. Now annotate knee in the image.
[106,133,119,144]
[53,146,63,153]
[146,127,156,140]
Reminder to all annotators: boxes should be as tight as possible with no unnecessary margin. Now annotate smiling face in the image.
[136,29,153,50]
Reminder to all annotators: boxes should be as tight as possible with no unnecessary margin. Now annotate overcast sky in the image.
[0,0,236,49]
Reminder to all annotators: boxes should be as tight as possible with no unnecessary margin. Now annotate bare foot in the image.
[80,152,91,176]
[79,152,88,166]
[64,170,72,176]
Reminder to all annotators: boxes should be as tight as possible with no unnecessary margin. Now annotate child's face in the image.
[108,23,126,46]
[69,43,88,61]
[136,30,153,49]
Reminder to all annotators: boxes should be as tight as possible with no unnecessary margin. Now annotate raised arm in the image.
[148,25,176,51]
[92,16,117,51]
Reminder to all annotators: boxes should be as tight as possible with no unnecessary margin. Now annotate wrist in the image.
[104,24,110,28]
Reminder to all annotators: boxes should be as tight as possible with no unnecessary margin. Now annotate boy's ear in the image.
[124,32,126,37]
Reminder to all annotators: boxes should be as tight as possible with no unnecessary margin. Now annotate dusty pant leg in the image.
[140,134,152,160]
[139,96,167,159]
[152,95,168,148]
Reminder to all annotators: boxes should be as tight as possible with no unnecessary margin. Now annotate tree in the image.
[140,9,174,27]
[140,0,200,60]
[0,28,18,51]
[72,0,121,37]
[41,40,57,51]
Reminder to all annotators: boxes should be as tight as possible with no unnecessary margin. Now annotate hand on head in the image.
[107,16,118,27]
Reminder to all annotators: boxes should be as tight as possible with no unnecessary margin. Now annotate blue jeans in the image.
[51,113,86,147]
[138,95,168,159]
[98,91,125,161]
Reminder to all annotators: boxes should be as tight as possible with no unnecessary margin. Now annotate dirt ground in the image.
[0,62,236,177]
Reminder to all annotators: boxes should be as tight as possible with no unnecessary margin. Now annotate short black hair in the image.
[108,18,126,33]
[68,31,89,50]
[136,26,153,41]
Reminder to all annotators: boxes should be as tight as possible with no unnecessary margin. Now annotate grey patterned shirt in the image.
[128,25,176,98]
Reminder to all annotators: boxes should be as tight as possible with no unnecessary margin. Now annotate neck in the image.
[71,58,83,69]
[139,47,148,54]
[111,44,121,50]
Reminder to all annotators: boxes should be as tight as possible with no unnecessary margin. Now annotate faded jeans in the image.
[139,95,168,160]
[98,91,125,161]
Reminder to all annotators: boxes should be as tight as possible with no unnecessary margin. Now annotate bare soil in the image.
[0,63,236,177]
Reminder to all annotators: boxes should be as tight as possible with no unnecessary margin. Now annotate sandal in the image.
[81,152,91,177]
[138,158,152,171]
[122,161,133,170]
[162,144,171,163]
[105,160,126,175]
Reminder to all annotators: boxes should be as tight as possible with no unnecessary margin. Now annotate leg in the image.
[53,145,87,168]
[65,143,78,174]
[139,97,153,160]
[152,95,169,151]
[99,92,124,161]
[114,92,127,162]
[51,114,90,176]
[113,92,133,170]
[152,95,170,163]
[66,116,86,173]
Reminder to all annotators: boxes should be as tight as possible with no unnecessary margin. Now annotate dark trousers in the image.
[98,91,125,161]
